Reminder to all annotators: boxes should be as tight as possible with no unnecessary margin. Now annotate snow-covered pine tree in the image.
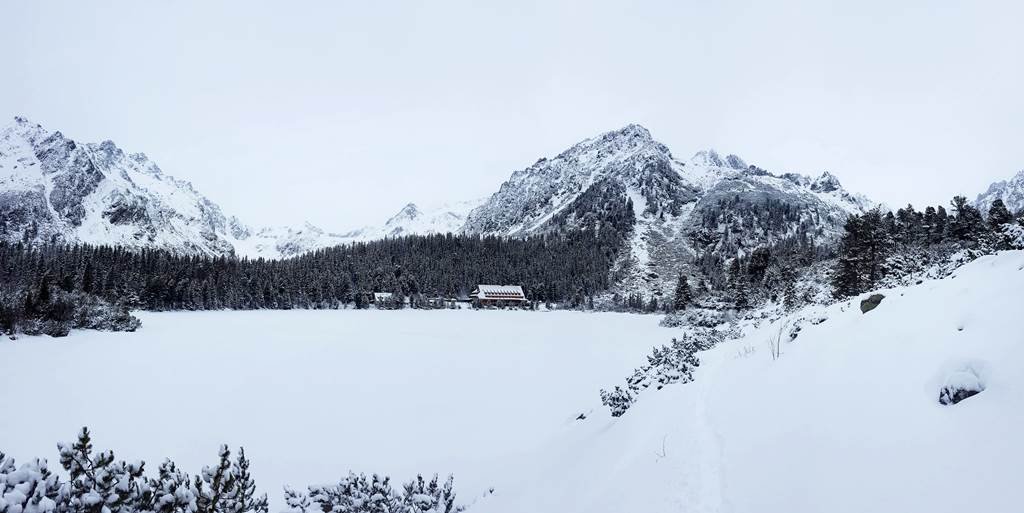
[147,460,197,513]
[226,449,266,513]
[599,386,634,417]
[194,445,267,513]
[281,487,309,513]
[673,274,692,311]
[950,195,986,241]
[402,474,463,513]
[0,452,64,513]
[987,199,1014,230]
[57,427,149,513]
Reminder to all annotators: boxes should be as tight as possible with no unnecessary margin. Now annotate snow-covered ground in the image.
[479,251,1024,513]
[3,251,1022,513]
[0,310,667,510]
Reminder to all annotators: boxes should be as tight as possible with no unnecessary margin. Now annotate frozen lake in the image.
[0,309,668,509]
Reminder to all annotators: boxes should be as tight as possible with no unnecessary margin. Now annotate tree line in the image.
[831,197,1023,297]
[0,226,631,335]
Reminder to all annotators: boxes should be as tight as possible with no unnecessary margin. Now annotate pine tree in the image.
[950,195,986,241]
[0,450,64,513]
[599,386,634,417]
[57,427,149,513]
[673,274,692,311]
[987,199,1014,230]
[148,460,197,513]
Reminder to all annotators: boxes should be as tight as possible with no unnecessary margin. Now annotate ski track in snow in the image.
[692,351,728,513]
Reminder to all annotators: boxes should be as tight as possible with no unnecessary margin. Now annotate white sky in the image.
[2,1,1021,229]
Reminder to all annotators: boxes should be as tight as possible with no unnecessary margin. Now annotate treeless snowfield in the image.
[0,309,668,509]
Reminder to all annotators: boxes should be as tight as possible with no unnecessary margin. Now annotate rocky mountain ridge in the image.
[0,117,478,259]
[974,168,1024,215]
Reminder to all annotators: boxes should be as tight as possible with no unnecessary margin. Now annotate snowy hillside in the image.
[477,250,1024,513]
[975,168,1024,214]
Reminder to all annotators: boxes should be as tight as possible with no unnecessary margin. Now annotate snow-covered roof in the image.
[474,285,526,300]
[373,292,394,300]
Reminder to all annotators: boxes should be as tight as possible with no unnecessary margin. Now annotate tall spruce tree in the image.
[987,199,1014,230]
[673,274,692,311]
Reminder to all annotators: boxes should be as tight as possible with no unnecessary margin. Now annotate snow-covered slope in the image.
[479,250,1024,513]
[975,169,1024,214]
[463,124,874,296]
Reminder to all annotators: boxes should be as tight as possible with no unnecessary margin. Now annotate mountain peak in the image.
[4,116,49,143]
[611,123,652,140]
[811,171,843,193]
[393,203,421,219]
[975,169,1024,214]
[690,149,747,170]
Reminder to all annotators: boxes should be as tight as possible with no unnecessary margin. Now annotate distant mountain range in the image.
[0,116,480,258]
[2,116,1018,282]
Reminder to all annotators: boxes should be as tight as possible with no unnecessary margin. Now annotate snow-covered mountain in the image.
[0,117,875,272]
[462,124,874,296]
[340,199,484,242]
[974,169,1024,215]
[0,116,244,256]
[0,117,478,259]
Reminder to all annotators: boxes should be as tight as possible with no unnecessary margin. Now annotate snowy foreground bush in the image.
[600,330,722,417]
[0,428,463,513]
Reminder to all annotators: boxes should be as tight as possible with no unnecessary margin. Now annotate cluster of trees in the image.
[686,232,824,313]
[696,196,819,240]
[682,194,843,311]
[600,330,721,417]
[832,197,1024,297]
[0,428,463,513]
[283,474,462,513]
[0,427,267,513]
[0,226,632,334]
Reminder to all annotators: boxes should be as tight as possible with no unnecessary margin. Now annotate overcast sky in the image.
[2,1,1021,229]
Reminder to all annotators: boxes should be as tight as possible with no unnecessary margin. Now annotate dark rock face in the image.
[37,132,105,226]
[104,196,151,225]
[860,293,885,313]
[0,189,50,235]
[939,387,980,405]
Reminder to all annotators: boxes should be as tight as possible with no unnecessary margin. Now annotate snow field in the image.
[3,251,1022,513]
[0,310,668,510]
